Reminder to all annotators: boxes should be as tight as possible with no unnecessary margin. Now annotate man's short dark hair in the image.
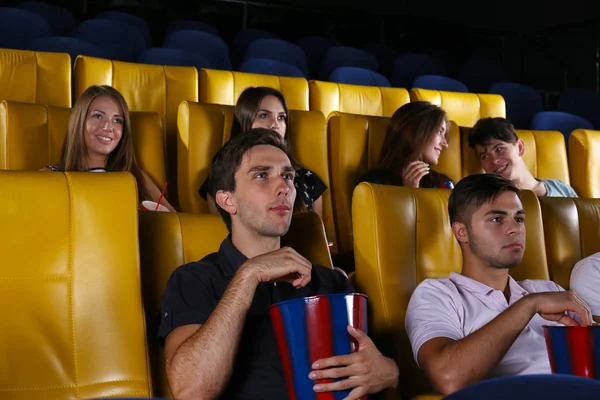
[468,117,519,149]
[448,174,521,225]
[209,128,291,232]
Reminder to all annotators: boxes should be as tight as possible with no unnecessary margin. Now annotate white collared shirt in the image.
[571,252,600,316]
[406,272,564,377]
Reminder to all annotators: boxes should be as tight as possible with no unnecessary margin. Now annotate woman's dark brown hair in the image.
[60,85,149,201]
[231,86,291,143]
[376,101,450,187]
[231,86,308,212]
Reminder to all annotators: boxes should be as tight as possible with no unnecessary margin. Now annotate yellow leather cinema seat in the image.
[0,100,167,190]
[410,88,505,127]
[0,101,71,169]
[539,197,600,289]
[0,48,71,107]
[352,183,549,399]
[286,109,333,247]
[139,213,228,398]
[568,129,600,198]
[0,171,151,399]
[129,111,168,191]
[74,55,199,201]
[460,128,571,184]
[177,101,235,214]
[328,112,463,257]
[177,102,333,245]
[139,211,333,397]
[309,80,410,119]
[200,69,309,110]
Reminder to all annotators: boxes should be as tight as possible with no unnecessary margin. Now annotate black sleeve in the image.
[198,175,212,200]
[157,264,217,344]
[358,169,397,186]
[358,170,374,184]
[307,170,328,202]
[310,265,355,295]
[334,269,356,293]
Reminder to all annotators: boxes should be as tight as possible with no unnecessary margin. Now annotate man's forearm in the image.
[167,270,257,399]
[426,295,536,394]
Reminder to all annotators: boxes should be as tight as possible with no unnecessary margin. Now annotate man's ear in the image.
[215,190,237,216]
[472,145,485,171]
[516,138,526,157]
[452,221,469,244]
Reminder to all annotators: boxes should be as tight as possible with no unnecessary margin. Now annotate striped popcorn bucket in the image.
[434,181,455,189]
[269,293,368,400]
[543,324,600,379]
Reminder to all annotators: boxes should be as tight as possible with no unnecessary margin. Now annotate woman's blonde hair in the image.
[60,85,149,200]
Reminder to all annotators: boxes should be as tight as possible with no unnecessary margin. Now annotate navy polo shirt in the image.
[158,238,354,400]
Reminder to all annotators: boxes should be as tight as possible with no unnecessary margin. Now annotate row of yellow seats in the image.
[0,48,506,203]
[1,98,600,261]
[3,171,598,400]
[0,171,333,400]
[352,183,600,399]
[0,101,168,195]
[0,49,504,123]
[180,102,598,258]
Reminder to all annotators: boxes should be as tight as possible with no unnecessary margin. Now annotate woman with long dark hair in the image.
[199,86,327,218]
[360,101,452,188]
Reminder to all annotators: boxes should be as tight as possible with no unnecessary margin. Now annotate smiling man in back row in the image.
[468,117,578,198]
[406,173,592,395]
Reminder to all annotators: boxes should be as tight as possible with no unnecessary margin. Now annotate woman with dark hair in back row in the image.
[199,86,327,219]
[360,101,453,189]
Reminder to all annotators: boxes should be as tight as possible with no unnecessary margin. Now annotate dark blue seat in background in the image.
[319,46,379,81]
[30,36,109,66]
[17,1,75,36]
[163,29,231,70]
[558,87,600,130]
[428,49,457,76]
[139,47,212,71]
[530,111,593,145]
[96,10,152,48]
[0,7,52,50]
[443,374,600,400]
[329,66,391,87]
[239,58,305,78]
[231,28,279,69]
[166,20,219,37]
[413,74,468,92]
[489,81,544,129]
[458,58,509,93]
[390,53,446,88]
[297,36,339,79]
[74,19,146,62]
[361,42,398,78]
[244,38,309,78]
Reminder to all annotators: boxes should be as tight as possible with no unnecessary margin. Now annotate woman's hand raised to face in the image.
[401,161,430,188]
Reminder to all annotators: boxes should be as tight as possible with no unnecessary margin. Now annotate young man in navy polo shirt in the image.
[159,128,399,399]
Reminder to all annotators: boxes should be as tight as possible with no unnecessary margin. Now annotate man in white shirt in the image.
[405,173,592,395]
[570,253,600,323]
